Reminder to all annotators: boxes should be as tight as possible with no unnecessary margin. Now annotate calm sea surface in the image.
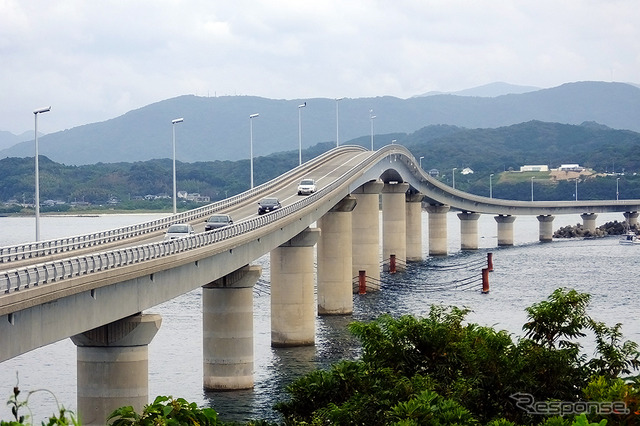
[0,212,638,423]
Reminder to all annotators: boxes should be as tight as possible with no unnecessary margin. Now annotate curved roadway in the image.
[3,144,640,361]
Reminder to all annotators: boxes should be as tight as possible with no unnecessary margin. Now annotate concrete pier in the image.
[457,211,480,250]
[317,196,357,315]
[494,215,516,246]
[351,180,384,287]
[581,213,598,233]
[405,192,424,261]
[270,227,320,347]
[624,211,639,226]
[537,215,555,242]
[202,265,261,390]
[426,204,450,256]
[382,182,409,271]
[71,313,161,426]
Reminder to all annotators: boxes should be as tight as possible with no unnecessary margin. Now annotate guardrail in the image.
[2,145,380,296]
[0,146,367,265]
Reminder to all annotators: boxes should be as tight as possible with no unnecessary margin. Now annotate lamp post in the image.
[617,177,620,200]
[249,113,259,189]
[34,106,51,241]
[335,97,344,147]
[575,178,578,201]
[171,118,184,215]
[369,110,376,150]
[452,168,457,189]
[490,173,494,198]
[531,176,535,201]
[419,156,424,169]
[298,102,306,165]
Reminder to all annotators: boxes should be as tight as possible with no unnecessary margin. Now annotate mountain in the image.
[415,82,540,97]
[0,130,37,151]
[1,81,639,166]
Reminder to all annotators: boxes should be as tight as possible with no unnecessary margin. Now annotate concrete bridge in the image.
[2,144,639,424]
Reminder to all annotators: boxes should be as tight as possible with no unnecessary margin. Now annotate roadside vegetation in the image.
[3,288,638,425]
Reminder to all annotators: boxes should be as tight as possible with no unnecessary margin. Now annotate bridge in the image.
[2,144,639,424]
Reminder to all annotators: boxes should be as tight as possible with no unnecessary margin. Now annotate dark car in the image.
[204,214,233,231]
[258,197,282,215]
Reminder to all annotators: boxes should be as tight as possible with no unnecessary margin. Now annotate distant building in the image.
[520,165,549,172]
[460,167,474,175]
[558,164,584,172]
[428,169,439,177]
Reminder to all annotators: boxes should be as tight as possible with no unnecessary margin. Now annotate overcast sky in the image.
[1,0,639,135]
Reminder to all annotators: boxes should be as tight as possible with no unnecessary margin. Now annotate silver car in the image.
[163,223,195,241]
[297,178,317,195]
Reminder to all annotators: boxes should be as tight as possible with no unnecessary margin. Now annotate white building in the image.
[558,164,583,172]
[520,165,549,172]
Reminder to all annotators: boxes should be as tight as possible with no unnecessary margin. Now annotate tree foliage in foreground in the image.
[4,288,639,425]
[275,288,640,425]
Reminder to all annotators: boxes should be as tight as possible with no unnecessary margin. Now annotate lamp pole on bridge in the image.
[335,97,344,147]
[298,102,306,165]
[34,106,51,241]
[531,176,535,201]
[419,156,424,169]
[452,168,457,189]
[369,110,376,150]
[171,118,184,215]
[490,173,494,198]
[617,177,620,200]
[249,113,259,189]
[575,178,578,201]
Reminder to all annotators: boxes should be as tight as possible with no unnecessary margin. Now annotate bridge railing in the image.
[0,146,366,265]
[1,145,377,297]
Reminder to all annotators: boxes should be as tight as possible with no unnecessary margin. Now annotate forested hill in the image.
[1,81,639,166]
[2,120,640,206]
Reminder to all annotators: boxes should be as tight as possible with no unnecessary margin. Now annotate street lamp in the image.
[490,173,494,198]
[617,177,620,200]
[391,139,396,144]
[34,106,51,241]
[369,110,376,150]
[574,178,578,201]
[298,102,306,165]
[452,168,457,189]
[171,118,184,215]
[419,156,424,169]
[531,176,535,201]
[249,113,259,189]
[335,97,344,147]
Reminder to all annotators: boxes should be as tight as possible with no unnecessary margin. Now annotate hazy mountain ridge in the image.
[1,81,639,166]
[415,81,541,97]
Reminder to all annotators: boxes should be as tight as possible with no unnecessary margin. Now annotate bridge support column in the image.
[537,215,555,242]
[494,215,516,246]
[271,227,320,347]
[318,196,357,315]
[202,265,261,390]
[457,212,480,250]
[382,182,409,271]
[71,313,161,426]
[351,180,384,289]
[426,204,450,256]
[581,213,598,234]
[406,192,424,261]
[624,211,639,226]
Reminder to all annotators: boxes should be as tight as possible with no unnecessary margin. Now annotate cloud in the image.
[1,0,639,135]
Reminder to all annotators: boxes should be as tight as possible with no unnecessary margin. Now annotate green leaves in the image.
[107,395,219,426]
